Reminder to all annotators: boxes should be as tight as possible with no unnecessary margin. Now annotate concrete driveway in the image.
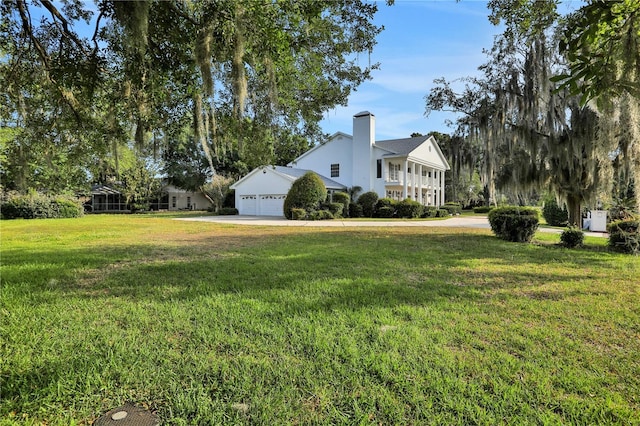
[177,215,607,237]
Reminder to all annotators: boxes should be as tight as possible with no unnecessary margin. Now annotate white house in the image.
[231,111,450,216]
[230,166,346,216]
[164,184,211,211]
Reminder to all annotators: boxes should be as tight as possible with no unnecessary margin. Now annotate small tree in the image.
[201,175,235,212]
[283,172,327,219]
[357,191,378,218]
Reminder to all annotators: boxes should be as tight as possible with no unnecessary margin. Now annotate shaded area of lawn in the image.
[1,215,638,425]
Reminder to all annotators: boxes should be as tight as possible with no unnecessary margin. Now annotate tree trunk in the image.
[566,195,582,227]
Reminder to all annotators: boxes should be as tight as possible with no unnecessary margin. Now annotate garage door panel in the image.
[239,195,257,215]
[259,194,286,216]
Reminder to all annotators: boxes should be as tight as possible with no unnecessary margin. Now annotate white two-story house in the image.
[231,111,450,216]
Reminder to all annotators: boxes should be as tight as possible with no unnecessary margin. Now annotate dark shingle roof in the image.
[374,136,428,156]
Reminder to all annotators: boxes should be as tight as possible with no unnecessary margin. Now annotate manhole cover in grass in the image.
[93,403,159,426]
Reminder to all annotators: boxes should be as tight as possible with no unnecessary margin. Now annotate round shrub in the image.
[488,206,540,243]
[357,191,378,218]
[560,227,584,248]
[283,172,327,219]
[396,199,423,218]
[375,198,397,217]
[349,202,363,218]
[332,192,350,217]
[607,219,639,254]
[422,206,438,218]
[435,208,449,218]
[542,198,568,227]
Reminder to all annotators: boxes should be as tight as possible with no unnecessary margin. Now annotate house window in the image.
[171,196,176,208]
[187,196,191,209]
[330,163,339,178]
[377,159,382,178]
[389,163,401,181]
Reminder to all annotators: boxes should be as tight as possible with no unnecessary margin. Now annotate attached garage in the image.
[230,165,346,217]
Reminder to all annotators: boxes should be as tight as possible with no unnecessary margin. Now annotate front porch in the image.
[383,159,445,207]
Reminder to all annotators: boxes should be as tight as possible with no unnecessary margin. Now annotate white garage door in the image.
[239,195,257,215]
[259,194,286,216]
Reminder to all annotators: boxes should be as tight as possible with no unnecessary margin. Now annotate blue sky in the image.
[319,0,501,140]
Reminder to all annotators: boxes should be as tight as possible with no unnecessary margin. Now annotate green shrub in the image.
[222,190,235,208]
[422,206,438,218]
[473,206,493,214]
[357,191,378,218]
[542,198,568,227]
[442,202,462,215]
[396,199,423,218]
[308,210,333,220]
[332,192,350,217]
[291,208,307,220]
[325,202,344,218]
[435,209,449,218]
[283,172,327,219]
[53,198,84,218]
[1,192,83,219]
[488,206,540,243]
[349,202,363,218]
[377,206,395,218]
[560,227,584,248]
[219,207,239,215]
[608,219,639,254]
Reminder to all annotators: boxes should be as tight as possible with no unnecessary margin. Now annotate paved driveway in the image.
[177,215,607,237]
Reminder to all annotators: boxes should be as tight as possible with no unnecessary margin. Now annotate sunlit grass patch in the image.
[1,214,638,425]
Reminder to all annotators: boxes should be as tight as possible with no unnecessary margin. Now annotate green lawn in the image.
[1,214,638,425]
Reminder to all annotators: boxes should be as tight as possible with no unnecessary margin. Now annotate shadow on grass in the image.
[2,229,628,311]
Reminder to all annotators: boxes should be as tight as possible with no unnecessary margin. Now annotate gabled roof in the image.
[231,165,346,190]
[374,136,427,155]
[375,135,451,170]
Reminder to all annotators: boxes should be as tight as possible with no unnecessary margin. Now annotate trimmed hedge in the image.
[283,172,327,219]
[349,202,363,218]
[377,206,395,218]
[218,207,239,215]
[608,219,639,254]
[332,192,350,217]
[442,202,462,215]
[357,191,378,218]
[488,206,539,243]
[473,206,493,214]
[435,209,449,218]
[1,193,83,219]
[325,202,344,218]
[422,206,438,218]
[542,198,568,227]
[396,199,423,218]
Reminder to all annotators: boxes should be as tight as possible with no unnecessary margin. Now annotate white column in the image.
[440,170,445,205]
[430,169,435,206]
[418,164,424,204]
[403,159,409,199]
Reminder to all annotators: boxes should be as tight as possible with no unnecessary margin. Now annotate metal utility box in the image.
[589,210,607,232]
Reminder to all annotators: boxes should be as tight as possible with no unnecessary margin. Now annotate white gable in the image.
[406,136,450,170]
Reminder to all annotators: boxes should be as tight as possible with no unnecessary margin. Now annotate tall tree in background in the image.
[1,0,382,194]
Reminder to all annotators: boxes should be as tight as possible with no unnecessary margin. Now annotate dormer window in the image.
[331,163,340,178]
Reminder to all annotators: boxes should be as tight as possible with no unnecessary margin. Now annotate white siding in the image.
[232,168,293,216]
[290,134,354,188]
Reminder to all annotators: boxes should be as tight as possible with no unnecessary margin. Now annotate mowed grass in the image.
[1,214,639,425]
